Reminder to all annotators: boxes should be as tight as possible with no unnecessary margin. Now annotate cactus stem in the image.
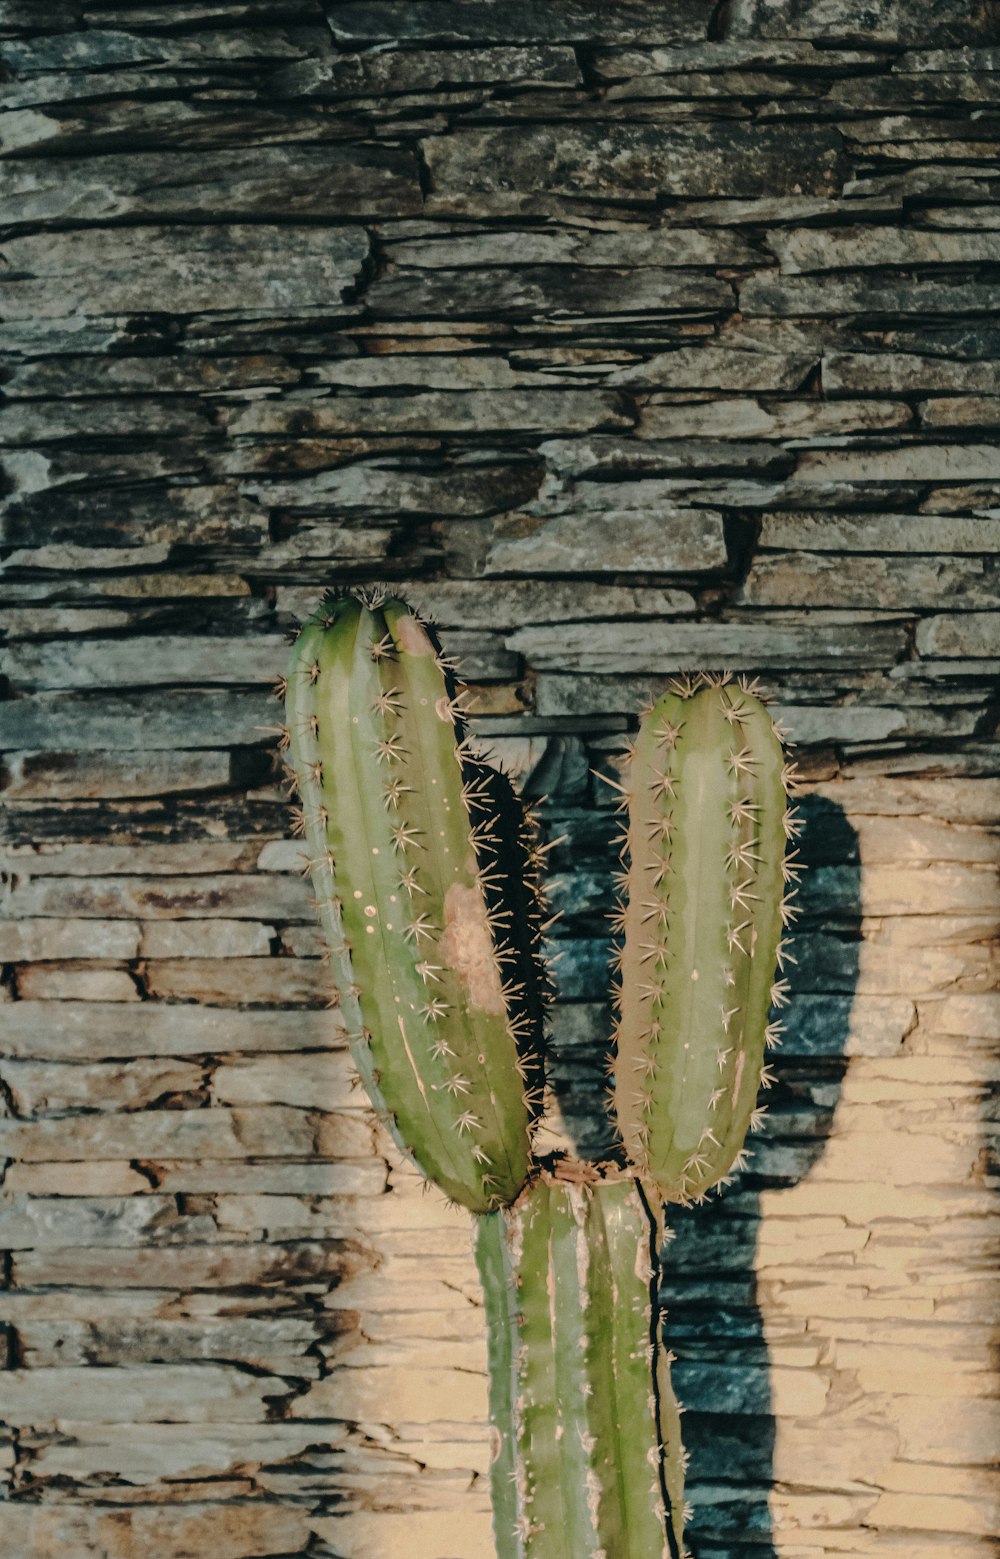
[429,1036,456,1058]
[415,960,443,983]
[455,1110,481,1134]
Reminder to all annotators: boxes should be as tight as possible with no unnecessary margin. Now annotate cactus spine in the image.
[612,675,799,1204]
[475,1174,685,1559]
[281,597,799,1559]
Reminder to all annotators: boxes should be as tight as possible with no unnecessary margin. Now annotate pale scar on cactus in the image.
[608,673,802,1207]
[277,596,800,1559]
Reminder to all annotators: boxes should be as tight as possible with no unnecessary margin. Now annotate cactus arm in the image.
[614,680,788,1204]
[286,592,533,1212]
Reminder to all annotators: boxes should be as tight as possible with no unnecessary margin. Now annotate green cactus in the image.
[475,1173,686,1559]
[281,596,799,1559]
[282,588,543,1214]
[610,675,799,1205]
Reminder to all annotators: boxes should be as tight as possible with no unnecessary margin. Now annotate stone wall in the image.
[1,3,998,1557]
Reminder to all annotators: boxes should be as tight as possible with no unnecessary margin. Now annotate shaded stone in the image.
[0,692,271,752]
[1,750,237,800]
[0,144,422,224]
[225,389,635,436]
[741,274,1000,318]
[323,2,710,45]
[1,225,370,319]
[364,265,733,319]
[423,123,845,214]
[768,224,1000,273]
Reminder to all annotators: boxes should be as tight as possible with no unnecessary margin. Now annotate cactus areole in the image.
[280,588,801,1559]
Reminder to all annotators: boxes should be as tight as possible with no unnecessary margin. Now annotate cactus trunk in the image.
[475,1174,685,1559]
[284,591,542,1213]
[613,677,797,1205]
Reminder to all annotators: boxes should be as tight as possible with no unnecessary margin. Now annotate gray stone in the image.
[537,433,793,478]
[920,397,1000,428]
[363,265,733,320]
[823,352,1000,394]
[916,614,997,658]
[485,509,727,575]
[381,225,760,269]
[768,224,1000,273]
[742,274,1000,318]
[758,513,1000,553]
[637,396,911,440]
[0,750,236,800]
[139,920,275,958]
[0,145,421,222]
[1,226,370,318]
[5,635,284,690]
[1,1058,207,1115]
[726,0,998,44]
[737,553,996,610]
[0,919,140,961]
[323,2,709,45]
[423,123,845,214]
[791,444,1000,481]
[0,691,271,752]
[225,389,635,436]
[516,618,909,673]
[2,873,309,922]
[609,346,816,391]
[0,1003,345,1059]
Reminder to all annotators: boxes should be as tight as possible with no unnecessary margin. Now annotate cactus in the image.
[475,1173,686,1559]
[611,675,800,1205]
[282,588,544,1214]
[280,597,799,1559]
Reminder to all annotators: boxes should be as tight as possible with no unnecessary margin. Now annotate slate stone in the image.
[1,226,371,319]
[0,145,422,224]
[363,266,733,320]
[323,1,710,46]
[725,0,1000,45]
[423,123,845,213]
